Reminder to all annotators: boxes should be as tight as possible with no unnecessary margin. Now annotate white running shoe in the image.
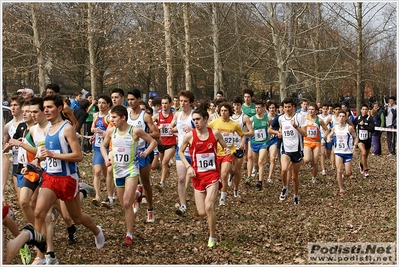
[228,175,233,187]
[321,170,326,176]
[94,226,105,249]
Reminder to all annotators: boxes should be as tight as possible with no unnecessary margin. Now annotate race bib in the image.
[254,129,266,142]
[358,129,368,141]
[113,149,130,166]
[160,123,173,137]
[196,153,216,173]
[46,150,62,173]
[307,126,317,138]
[336,137,348,150]
[233,133,241,148]
[94,132,104,147]
[222,133,234,147]
[283,128,295,137]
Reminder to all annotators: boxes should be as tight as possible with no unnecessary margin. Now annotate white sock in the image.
[209,236,215,242]
[126,232,133,239]
[108,196,113,204]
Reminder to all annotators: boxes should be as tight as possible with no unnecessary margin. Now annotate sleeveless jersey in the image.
[251,114,269,144]
[242,103,256,118]
[159,111,176,146]
[93,114,109,149]
[318,114,332,138]
[333,123,353,154]
[230,113,245,150]
[209,117,243,155]
[111,126,139,179]
[18,128,35,166]
[304,115,321,143]
[176,110,194,156]
[127,110,149,149]
[190,128,219,181]
[44,122,78,179]
[8,119,20,164]
[279,113,305,153]
[32,122,51,168]
[268,113,280,141]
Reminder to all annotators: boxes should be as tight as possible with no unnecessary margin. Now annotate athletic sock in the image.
[126,232,133,239]
[221,192,227,200]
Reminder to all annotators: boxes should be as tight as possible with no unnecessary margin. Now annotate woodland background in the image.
[2,2,397,114]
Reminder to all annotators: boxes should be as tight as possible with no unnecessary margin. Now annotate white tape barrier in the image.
[375,127,397,132]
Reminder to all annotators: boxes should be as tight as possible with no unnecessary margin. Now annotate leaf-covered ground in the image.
[3,135,397,264]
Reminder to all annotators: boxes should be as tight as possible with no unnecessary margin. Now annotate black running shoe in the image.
[279,187,288,201]
[22,223,46,253]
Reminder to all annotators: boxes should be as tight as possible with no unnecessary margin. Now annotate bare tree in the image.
[183,3,192,91]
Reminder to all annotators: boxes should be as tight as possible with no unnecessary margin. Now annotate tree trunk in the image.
[183,3,192,91]
[266,3,288,101]
[356,2,363,115]
[163,3,174,96]
[87,3,97,99]
[31,4,45,94]
[212,3,223,98]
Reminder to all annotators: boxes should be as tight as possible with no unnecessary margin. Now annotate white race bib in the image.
[254,129,266,142]
[222,133,234,147]
[307,126,317,138]
[46,150,62,173]
[359,129,368,141]
[160,123,173,137]
[94,132,104,147]
[196,153,216,173]
[113,149,130,166]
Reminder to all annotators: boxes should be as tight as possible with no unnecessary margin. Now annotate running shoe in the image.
[22,223,46,253]
[45,254,59,265]
[133,201,140,214]
[67,224,77,245]
[175,206,187,217]
[245,176,252,184]
[219,198,226,206]
[251,167,257,177]
[94,226,105,249]
[19,243,31,265]
[79,182,96,198]
[279,187,288,201]
[265,163,270,169]
[155,182,164,192]
[8,208,17,223]
[311,177,317,184]
[31,257,46,265]
[123,236,133,246]
[228,175,233,187]
[293,196,300,205]
[147,210,155,223]
[256,181,263,190]
[233,190,239,198]
[267,177,273,183]
[321,170,326,176]
[91,197,101,207]
[364,170,370,177]
[358,162,364,174]
[133,185,143,213]
[208,239,216,248]
[101,198,113,209]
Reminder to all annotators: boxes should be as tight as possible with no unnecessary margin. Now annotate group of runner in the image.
[2,84,395,263]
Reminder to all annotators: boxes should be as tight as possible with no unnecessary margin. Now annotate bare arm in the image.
[100,126,114,167]
[178,132,195,178]
[63,105,79,131]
